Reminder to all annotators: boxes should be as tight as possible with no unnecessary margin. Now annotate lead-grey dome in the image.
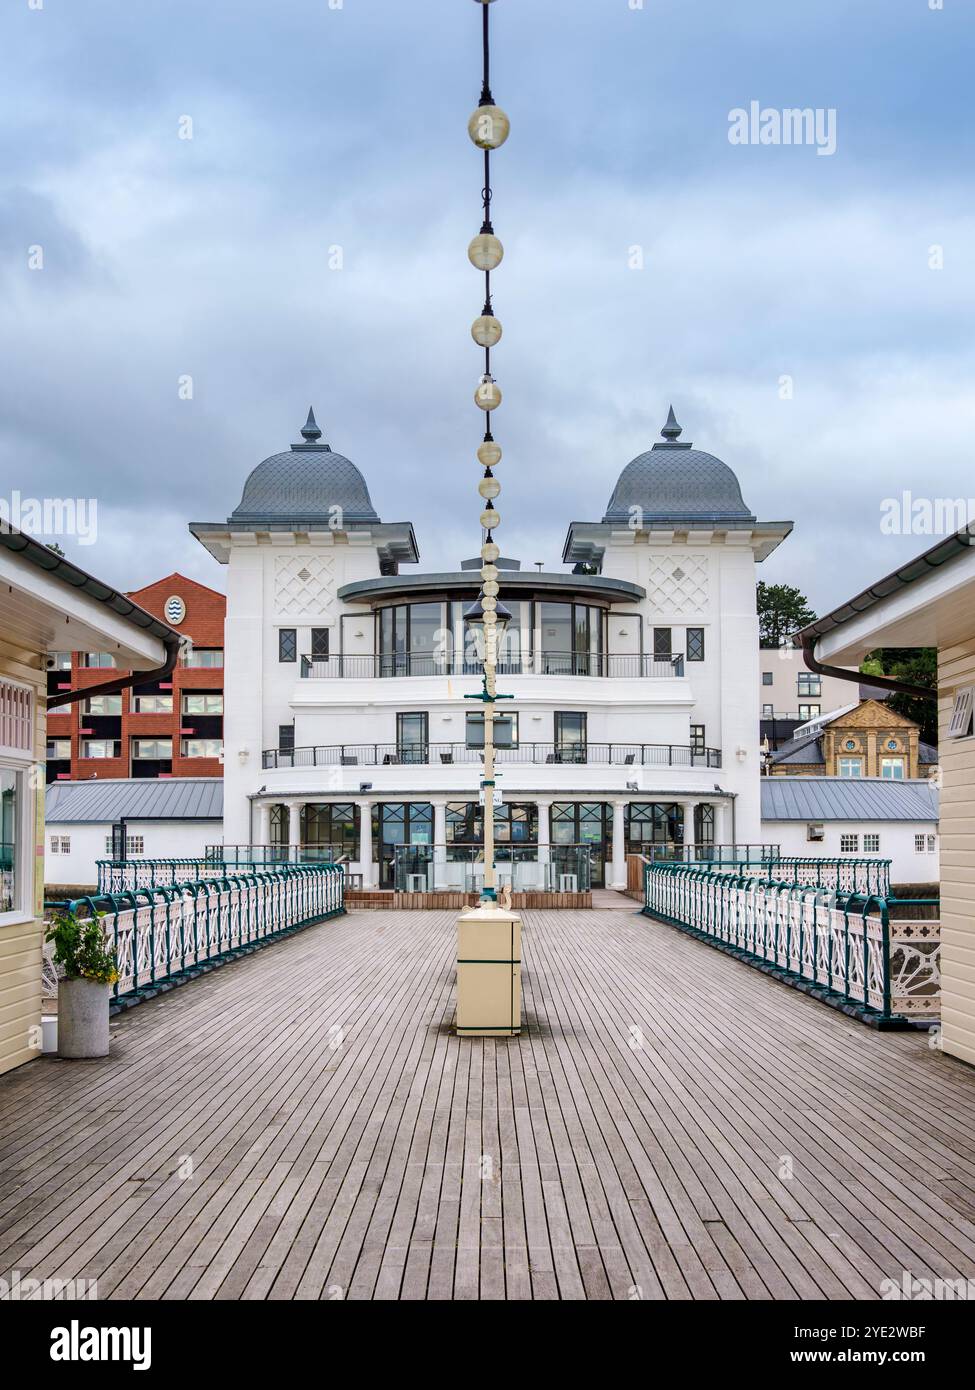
[230,408,381,525]
[602,406,755,525]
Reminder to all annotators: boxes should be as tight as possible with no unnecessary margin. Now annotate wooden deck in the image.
[2,906,975,1301]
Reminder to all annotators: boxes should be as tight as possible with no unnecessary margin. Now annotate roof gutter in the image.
[796,526,974,644]
[797,633,936,702]
[48,636,182,712]
[0,527,184,711]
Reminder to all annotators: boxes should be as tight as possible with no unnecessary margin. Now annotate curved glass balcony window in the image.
[379,602,446,677]
[537,603,605,675]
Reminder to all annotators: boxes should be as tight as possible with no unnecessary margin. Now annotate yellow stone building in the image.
[767,699,938,779]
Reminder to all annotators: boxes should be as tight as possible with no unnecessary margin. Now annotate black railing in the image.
[299,652,685,680]
[262,740,722,770]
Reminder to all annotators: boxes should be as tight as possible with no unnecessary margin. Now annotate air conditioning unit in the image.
[807,823,825,842]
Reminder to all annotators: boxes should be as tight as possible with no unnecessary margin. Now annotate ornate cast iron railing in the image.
[55,864,345,1007]
[651,854,892,899]
[643,861,939,1024]
[97,858,213,893]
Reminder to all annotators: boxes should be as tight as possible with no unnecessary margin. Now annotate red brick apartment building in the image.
[45,573,226,783]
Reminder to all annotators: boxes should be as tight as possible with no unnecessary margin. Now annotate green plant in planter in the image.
[46,910,119,986]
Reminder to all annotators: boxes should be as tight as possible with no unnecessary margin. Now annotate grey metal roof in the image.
[46,779,223,824]
[229,408,381,526]
[769,733,825,766]
[338,571,646,605]
[602,408,756,525]
[761,777,939,822]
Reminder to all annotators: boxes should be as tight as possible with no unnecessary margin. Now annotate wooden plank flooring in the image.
[1,906,975,1301]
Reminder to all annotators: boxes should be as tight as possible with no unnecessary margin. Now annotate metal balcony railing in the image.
[299,651,685,680]
[262,740,722,770]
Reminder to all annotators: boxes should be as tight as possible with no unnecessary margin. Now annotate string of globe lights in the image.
[466,0,513,904]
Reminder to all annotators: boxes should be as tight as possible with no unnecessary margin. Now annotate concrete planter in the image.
[57,978,111,1059]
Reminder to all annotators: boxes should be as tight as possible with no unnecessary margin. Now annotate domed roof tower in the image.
[562,405,792,568]
[230,408,381,526]
[190,407,418,567]
[602,406,756,526]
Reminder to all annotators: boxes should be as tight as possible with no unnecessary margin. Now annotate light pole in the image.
[465,0,512,905]
[455,0,522,1039]
[464,591,512,900]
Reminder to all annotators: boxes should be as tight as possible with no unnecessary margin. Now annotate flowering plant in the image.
[45,910,119,986]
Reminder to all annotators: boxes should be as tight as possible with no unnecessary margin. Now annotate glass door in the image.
[375,802,434,887]
[551,801,609,887]
[396,712,429,764]
[554,711,587,763]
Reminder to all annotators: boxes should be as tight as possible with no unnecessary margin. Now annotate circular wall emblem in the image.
[164,595,186,625]
[887,738,898,751]
[845,739,856,750]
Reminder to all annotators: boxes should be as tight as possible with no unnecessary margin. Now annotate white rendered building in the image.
[759,646,855,724]
[45,779,223,890]
[191,407,792,890]
[760,777,939,887]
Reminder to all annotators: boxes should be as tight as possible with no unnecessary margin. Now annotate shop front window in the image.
[302,803,357,860]
[624,803,681,854]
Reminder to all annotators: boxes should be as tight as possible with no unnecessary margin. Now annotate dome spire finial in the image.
[300,406,322,443]
[661,404,682,441]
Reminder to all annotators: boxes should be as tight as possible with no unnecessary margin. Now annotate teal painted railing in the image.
[66,863,345,1006]
[96,854,339,894]
[654,855,892,899]
[643,860,911,1024]
[97,858,212,893]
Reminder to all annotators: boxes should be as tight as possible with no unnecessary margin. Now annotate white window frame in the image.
[104,834,146,856]
[131,738,173,761]
[181,693,224,716]
[81,739,121,759]
[863,833,880,853]
[0,677,35,927]
[83,694,123,716]
[180,738,223,759]
[131,693,173,714]
[840,833,859,853]
[947,687,974,740]
[838,757,863,778]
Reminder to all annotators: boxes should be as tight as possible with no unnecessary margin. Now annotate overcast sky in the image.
[2,0,972,618]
